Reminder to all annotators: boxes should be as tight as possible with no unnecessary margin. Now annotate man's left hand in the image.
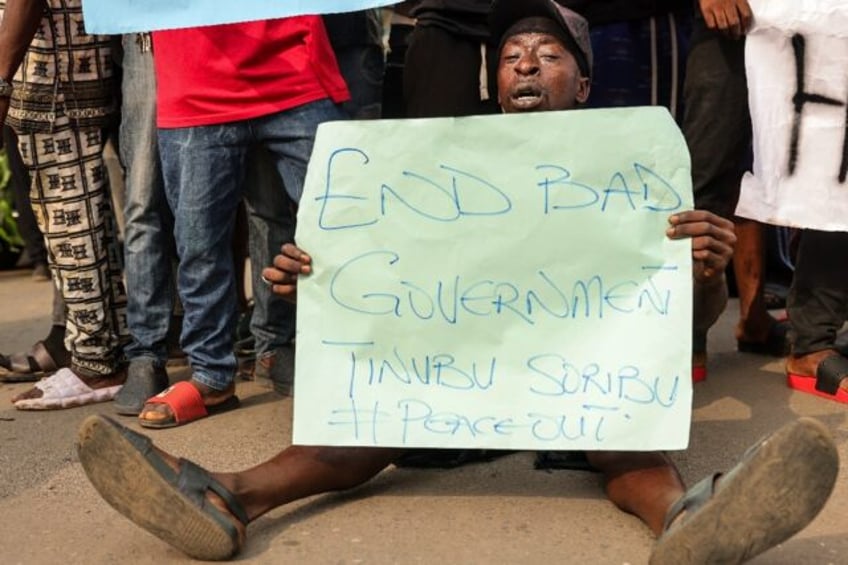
[666,210,736,283]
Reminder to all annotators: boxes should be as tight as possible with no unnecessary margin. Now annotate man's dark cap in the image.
[490,0,593,77]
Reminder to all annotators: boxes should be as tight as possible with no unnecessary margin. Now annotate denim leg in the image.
[159,124,249,390]
[243,148,297,356]
[245,100,347,355]
[120,35,174,366]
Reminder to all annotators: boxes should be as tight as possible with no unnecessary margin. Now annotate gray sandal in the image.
[77,415,248,560]
[650,418,838,564]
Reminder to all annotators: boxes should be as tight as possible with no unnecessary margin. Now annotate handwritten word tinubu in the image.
[336,345,497,399]
[329,251,672,325]
[316,148,684,230]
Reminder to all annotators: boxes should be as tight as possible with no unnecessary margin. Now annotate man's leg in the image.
[114,33,175,414]
[785,229,848,398]
[586,451,685,536]
[78,414,400,559]
[12,115,128,407]
[684,27,784,361]
[246,99,348,395]
[241,148,297,394]
[139,123,248,426]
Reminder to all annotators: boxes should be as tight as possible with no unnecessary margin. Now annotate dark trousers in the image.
[403,25,498,118]
[3,126,46,266]
[682,25,750,219]
[788,230,848,355]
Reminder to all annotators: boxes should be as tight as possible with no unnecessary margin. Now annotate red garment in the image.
[153,16,350,128]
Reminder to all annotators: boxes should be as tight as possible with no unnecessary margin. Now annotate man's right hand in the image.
[698,0,753,40]
[262,243,312,304]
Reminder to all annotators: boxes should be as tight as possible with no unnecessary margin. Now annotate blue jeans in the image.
[159,98,346,390]
[243,148,297,357]
[120,34,176,366]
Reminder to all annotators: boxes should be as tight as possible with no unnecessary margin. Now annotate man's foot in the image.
[650,418,838,564]
[736,317,789,357]
[77,415,247,559]
[138,379,239,428]
[12,366,126,410]
[786,349,848,403]
[254,345,294,396]
[113,359,170,416]
[0,329,70,382]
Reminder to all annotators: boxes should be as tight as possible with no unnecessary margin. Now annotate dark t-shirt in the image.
[323,9,384,49]
[411,0,491,41]
[557,0,686,25]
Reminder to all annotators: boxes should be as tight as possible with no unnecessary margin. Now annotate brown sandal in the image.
[0,341,66,382]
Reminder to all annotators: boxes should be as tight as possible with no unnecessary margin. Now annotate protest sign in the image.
[738,1,848,231]
[81,0,396,34]
[292,108,694,451]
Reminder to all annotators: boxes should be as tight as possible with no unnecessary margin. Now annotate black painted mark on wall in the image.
[789,34,848,182]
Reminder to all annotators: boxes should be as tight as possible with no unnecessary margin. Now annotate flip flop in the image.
[77,415,248,560]
[0,341,65,383]
[787,353,848,404]
[13,368,122,410]
[138,380,239,429]
[650,418,838,564]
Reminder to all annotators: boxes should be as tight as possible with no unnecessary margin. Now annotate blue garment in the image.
[242,148,297,358]
[120,34,176,366]
[158,99,347,390]
[585,12,691,122]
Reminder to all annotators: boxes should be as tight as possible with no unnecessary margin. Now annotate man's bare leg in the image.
[214,446,404,521]
[733,219,781,345]
[586,450,684,536]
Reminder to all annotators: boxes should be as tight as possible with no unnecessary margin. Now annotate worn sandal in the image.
[77,415,248,560]
[650,418,837,564]
[0,341,66,382]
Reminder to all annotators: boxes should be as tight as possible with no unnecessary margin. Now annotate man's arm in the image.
[0,0,46,126]
[698,0,753,40]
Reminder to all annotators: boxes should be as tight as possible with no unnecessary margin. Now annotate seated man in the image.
[77,1,838,563]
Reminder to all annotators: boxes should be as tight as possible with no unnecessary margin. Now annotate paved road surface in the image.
[1,268,846,564]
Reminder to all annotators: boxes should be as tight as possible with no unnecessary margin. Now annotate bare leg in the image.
[142,443,404,523]
[733,219,775,342]
[586,450,685,536]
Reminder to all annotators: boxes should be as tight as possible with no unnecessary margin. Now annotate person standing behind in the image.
[110,33,181,415]
[133,16,350,428]
[1,0,128,409]
[403,0,499,117]
[682,0,787,378]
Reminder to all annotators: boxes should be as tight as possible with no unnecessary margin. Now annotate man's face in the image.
[497,31,590,114]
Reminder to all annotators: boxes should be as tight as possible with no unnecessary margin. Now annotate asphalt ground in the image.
[1,266,846,564]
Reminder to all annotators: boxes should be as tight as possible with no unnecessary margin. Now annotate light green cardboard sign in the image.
[293,107,693,451]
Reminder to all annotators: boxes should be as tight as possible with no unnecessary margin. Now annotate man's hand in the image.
[699,0,753,39]
[666,210,736,283]
[261,243,312,303]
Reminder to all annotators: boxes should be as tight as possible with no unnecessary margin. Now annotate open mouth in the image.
[510,85,543,106]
